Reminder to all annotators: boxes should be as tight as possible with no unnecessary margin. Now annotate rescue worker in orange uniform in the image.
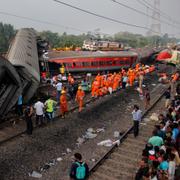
[113,73,120,91]
[68,73,75,85]
[135,63,140,71]
[95,73,101,82]
[75,86,85,113]
[172,72,179,82]
[128,68,134,86]
[60,90,68,118]
[91,79,100,97]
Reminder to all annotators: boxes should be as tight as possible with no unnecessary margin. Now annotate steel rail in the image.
[89,85,168,175]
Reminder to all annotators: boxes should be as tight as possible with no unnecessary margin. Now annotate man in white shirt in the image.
[56,81,62,102]
[132,105,142,137]
[34,99,44,126]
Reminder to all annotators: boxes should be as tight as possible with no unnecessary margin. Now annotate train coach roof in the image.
[48,50,138,61]
[7,28,40,82]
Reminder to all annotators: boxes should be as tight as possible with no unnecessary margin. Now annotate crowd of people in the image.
[91,64,155,98]
[135,87,180,180]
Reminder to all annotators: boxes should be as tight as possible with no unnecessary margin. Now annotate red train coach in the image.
[48,51,138,73]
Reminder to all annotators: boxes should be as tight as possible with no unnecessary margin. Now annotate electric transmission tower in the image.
[148,0,161,36]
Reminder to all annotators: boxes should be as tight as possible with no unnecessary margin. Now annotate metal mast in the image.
[149,0,161,36]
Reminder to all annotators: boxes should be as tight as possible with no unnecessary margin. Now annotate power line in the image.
[0,10,114,37]
[0,11,89,34]
[53,0,161,35]
[140,0,180,25]
[110,0,180,29]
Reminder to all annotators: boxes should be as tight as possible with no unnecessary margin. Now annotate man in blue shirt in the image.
[132,105,142,137]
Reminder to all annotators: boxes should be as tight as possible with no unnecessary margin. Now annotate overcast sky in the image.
[0,0,180,37]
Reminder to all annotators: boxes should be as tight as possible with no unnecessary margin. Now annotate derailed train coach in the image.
[7,28,40,103]
[0,28,41,120]
[0,56,22,118]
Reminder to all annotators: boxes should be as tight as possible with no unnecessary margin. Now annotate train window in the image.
[73,62,82,67]
[119,60,124,65]
[99,61,105,66]
[82,62,90,67]
[91,61,99,66]
[106,61,113,65]
[64,63,72,67]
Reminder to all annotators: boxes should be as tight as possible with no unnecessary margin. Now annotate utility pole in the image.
[151,0,161,35]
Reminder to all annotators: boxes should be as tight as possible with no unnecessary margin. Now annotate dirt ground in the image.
[0,67,172,180]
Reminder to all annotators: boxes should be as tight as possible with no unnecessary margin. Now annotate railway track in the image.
[89,85,168,180]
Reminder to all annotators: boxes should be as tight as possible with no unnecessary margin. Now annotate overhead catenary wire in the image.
[0,11,86,33]
[53,0,162,35]
[140,0,180,26]
[0,10,113,37]
[110,0,180,29]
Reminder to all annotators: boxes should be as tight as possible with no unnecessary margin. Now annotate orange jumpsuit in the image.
[60,94,68,116]
[76,90,85,112]
[113,75,120,91]
[128,69,134,86]
[92,80,100,97]
[68,75,75,85]
[172,73,179,82]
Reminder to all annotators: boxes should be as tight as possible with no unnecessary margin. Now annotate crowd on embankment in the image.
[135,85,180,180]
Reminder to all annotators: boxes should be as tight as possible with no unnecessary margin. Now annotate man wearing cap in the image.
[75,86,85,113]
[60,90,68,118]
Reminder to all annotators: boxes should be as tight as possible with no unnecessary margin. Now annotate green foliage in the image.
[0,21,179,52]
[0,22,16,53]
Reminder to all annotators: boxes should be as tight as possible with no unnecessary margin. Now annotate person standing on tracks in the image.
[144,87,150,109]
[44,96,57,122]
[132,105,142,137]
[60,90,68,118]
[122,73,128,89]
[24,103,33,135]
[56,80,62,103]
[34,99,44,126]
[69,153,89,180]
[164,87,171,108]
[75,86,85,113]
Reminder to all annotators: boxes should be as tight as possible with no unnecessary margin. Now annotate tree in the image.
[0,22,16,53]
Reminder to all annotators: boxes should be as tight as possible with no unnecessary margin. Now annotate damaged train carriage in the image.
[0,28,40,120]
[7,28,40,104]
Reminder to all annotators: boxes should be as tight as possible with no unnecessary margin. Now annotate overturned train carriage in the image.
[0,56,22,118]
[7,28,40,103]
[0,28,40,119]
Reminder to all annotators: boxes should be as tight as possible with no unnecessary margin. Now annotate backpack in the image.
[75,162,86,179]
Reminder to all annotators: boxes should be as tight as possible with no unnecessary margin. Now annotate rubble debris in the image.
[150,113,159,121]
[66,148,72,153]
[84,132,97,139]
[91,158,96,162]
[96,128,105,133]
[114,131,120,138]
[97,139,113,147]
[77,137,85,145]
[57,157,63,162]
[97,139,120,147]
[29,171,42,178]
